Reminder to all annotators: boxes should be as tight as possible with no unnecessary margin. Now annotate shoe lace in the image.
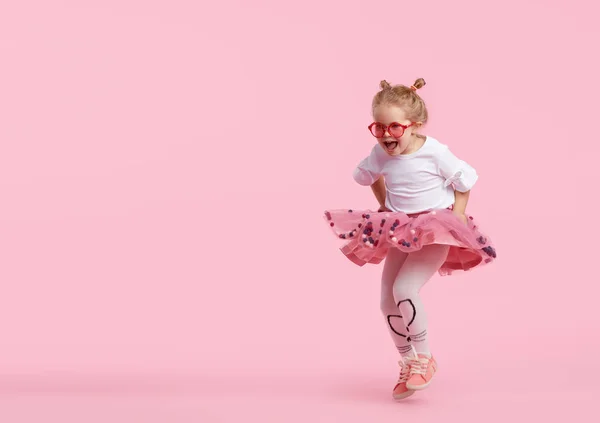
[407,357,428,376]
[406,345,429,376]
[397,357,411,383]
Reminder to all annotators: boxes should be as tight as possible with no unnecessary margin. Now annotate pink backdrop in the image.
[1,0,598,421]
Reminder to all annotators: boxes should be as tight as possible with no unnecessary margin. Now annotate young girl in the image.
[323,78,496,400]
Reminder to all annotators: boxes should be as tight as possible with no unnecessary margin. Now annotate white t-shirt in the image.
[352,136,478,214]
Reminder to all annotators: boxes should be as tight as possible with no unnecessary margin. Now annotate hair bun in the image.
[380,80,392,90]
[412,78,426,90]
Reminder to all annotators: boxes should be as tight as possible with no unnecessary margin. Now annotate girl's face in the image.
[371,104,417,156]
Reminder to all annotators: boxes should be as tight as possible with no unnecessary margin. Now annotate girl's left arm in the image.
[453,190,470,224]
[435,145,478,225]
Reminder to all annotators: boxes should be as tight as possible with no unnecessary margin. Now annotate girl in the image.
[323,78,496,400]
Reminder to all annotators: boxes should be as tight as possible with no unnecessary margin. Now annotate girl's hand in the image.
[453,211,468,225]
[378,205,391,212]
[453,190,470,225]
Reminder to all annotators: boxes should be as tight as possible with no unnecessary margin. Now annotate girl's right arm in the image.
[371,176,387,211]
[353,145,386,209]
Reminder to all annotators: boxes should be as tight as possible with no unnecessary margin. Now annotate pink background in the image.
[1,0,599,421]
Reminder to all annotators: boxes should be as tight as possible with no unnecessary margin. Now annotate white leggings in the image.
[380,244,450,356]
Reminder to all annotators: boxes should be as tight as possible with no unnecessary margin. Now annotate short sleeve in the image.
[436,146,478,192]
[352,146,382,186]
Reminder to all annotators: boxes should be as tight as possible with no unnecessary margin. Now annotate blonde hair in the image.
[372,78,428,126]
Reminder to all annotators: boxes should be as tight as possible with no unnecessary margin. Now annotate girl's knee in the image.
[380,293,396,314]
[392,280,419,301]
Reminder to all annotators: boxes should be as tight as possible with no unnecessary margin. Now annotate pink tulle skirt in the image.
[323,208,496,276]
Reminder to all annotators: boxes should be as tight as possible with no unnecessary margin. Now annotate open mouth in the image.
[383,141,398,151]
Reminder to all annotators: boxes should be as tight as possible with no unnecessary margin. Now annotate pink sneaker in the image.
[405,348,438,390]
[392,356,415,400]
